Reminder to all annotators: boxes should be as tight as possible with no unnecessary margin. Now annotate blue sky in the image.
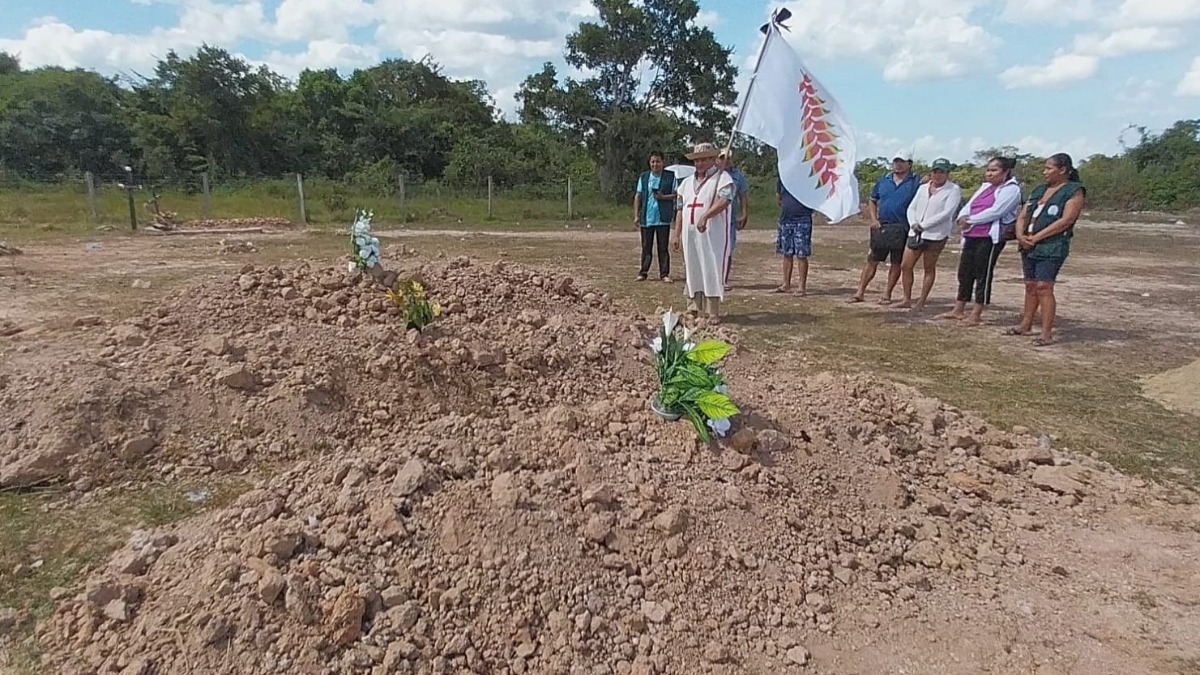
[2,0,1198,163]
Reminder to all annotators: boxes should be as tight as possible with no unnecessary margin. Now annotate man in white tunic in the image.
[671,142,735,323]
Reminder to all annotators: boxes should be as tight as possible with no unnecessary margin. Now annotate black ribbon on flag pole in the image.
[725,7,791,156]
[759,7,791,34]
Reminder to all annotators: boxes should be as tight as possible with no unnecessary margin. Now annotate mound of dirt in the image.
[1,254,1178,674]
[0,243,22,256]
[1143,358,1200,417]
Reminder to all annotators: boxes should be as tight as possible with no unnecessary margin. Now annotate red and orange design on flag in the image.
[798,74,840,196]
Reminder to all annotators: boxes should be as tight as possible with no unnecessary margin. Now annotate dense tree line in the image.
[0,0,1197,210]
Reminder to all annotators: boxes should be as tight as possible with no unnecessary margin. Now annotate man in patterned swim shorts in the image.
[775,177,815,295]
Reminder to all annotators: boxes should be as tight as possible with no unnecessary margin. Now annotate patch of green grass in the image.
[0,480,245,673]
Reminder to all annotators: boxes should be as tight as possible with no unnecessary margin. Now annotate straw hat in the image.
[685,142,721,160]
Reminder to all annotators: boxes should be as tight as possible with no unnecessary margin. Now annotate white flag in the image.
[734,18,860,223]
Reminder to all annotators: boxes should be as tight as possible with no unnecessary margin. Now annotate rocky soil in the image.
[1,252,1192,674]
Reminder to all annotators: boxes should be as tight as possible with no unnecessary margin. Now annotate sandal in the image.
[772,286,792,294]
[1032,337,1054,347]
[1002,327,1029,336]
[846,296,864,304]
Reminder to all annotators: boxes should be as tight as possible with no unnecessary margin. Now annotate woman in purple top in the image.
[939,157,1021,326]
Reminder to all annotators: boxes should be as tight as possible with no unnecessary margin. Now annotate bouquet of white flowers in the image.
[348,209,380,272]
[649,310,739,441]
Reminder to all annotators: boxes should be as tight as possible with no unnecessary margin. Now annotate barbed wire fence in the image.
[0,170,623,229]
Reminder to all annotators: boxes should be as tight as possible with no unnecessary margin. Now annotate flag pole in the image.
[723,14,782,156]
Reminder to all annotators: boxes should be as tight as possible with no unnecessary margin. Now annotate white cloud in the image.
[765,0,1000,82]
[1001,0,1095,23]
[1112,0,1200,27]
[855,131,1106,164]
[1071,27,1183,58]
[0,1,271,75]
[693,11,720,28]
[272,0,375,42]
[259,39,380,77]
[1177,56,1200,96]
[999,52,1099,88]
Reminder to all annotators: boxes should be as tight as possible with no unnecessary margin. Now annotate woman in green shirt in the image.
[1005,153,1086,346]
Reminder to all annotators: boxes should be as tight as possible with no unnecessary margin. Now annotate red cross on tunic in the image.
[686,194,705,225]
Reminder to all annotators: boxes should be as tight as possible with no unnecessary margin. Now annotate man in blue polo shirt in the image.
[850,149,920,304]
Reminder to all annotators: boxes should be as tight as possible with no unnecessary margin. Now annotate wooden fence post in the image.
[296,173,307,225]
[85,172,98,224]
[487,176,494,219]
[201,172,212,218]
[567,177,574,220]
[398,174,406,223]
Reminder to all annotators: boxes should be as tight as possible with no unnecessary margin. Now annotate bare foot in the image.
[961,315,982,327]
[896,300,914,309]
[936,311,964,320]
[797,289,807,297]
[878,298,894,306]
[772,285,792,293]
[913,302,926,312]
[847,296,865,304]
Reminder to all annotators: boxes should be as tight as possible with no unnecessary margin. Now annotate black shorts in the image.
[868,246,903,264]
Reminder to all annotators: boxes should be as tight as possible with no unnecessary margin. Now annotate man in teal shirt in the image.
[634,151,677,282]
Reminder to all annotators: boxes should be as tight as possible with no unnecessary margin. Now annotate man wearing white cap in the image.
[671,142,736,323]
[850,149,920,304]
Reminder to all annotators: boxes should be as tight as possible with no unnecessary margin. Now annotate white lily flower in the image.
[707,417,731,437]
[650,336,663,353]
[662,309,680,335]
[684,342,695,351]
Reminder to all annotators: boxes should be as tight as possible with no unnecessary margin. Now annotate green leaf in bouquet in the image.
[681,404,710,442]
[685,340,731,365]
[695,391,740,420]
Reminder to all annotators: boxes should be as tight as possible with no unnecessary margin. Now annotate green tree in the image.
[1124,120,1200,209]
[131,45,288,180]
[516,0,737,197]
[0,52,19,76]
[0,66,135,176]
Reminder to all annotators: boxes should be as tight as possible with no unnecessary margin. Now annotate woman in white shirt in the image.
[939,157,1022,326]
[898,158,961,310]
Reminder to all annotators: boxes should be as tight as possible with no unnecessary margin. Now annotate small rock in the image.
[120,437,157,462]
[1020,445,1055,465]
[199,335,231,356]
[904,540,942,568]
[1031,465,1090,496]
[582,483,614,507]
[583,514,615,543]
[103,599,131,622]
[653,506,689,535]
[757,429,792,453]
[73,316,103,328]
[238,274,258,291]
[640,601,670,624]
[723,486,747,509]
[703,642,730,664]
[216,365,256,390]
[786,645,812,666]
[381,585,408,609]
[722,452,749,472]
[131,279,152,289]
[326,591,366,647]
[948,431,977,450]
[259,569,286,604]
[393,458,427,497]
[491,472,521,508]
[729,428,757,454]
